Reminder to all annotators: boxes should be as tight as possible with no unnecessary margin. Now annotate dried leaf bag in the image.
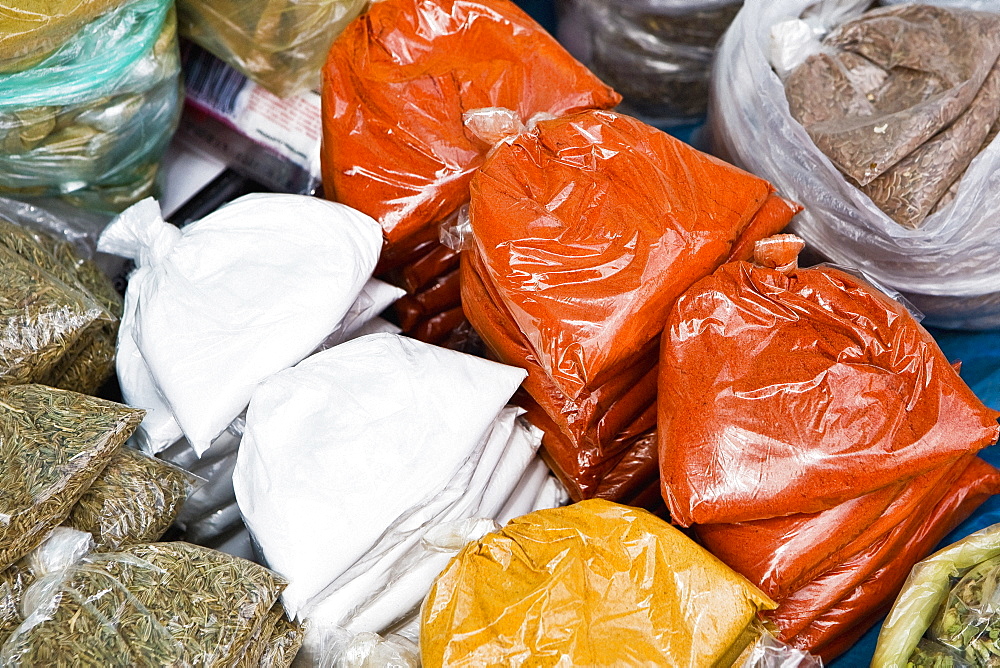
[873,522,1000,667]
[710,0,1000,328]
[0,542,285,666]
[0,0,182,213]
[420,499,777,667]
[178,0,366,97]
[0,216,120,394]
[659,238,1000,658]
[320,0,620,345]
[234,333,532,626]
[0,385,142,571]
[98,194,383,455]
[462,108,800,505]
[64,447,201,551]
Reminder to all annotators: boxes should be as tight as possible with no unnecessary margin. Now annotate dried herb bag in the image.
[462,109,799,503]
[178,0,366,97]
[259,614,304,668]
[0,216,119,394]
[0,385,142,570]
[659,260,1000,526]
[65,447,200,551]
[874,523,1000,667]
[420,499,776,667]
[1,542,285,667]
[321,0,621,254]
[0,0,182,212]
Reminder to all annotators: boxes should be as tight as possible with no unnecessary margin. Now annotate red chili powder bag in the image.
[320,0,621,252]
[462,109,800,502]
[659,258,1000,527]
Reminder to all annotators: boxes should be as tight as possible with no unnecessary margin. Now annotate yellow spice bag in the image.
[421,499,776,667]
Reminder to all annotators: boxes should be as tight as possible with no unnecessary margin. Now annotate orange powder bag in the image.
[320,0,620,252]
[462,109,799,502]
[419,499,776,667]
[659,257,1000,527]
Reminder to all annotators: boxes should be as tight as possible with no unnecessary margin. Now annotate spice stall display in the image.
[556,0,742,126]
[462,108,799,509]
[0,0,182,213]
[320,0,620,349]
[0,542,286,666]
[420,499,778,667]
[710,0,1000,329]
[234,333,568,661]
[659,237,1000,660]
[99,194,383,455]
[873,522,1000,667]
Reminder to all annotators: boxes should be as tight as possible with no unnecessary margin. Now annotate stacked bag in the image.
[234,333,567,663]
[461,108,799,509]
[0,0,182,212]
[658,236,1000,660]
[320,0,620,349]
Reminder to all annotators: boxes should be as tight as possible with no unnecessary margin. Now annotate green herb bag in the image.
[874,522,1000,667]
[0,0,182,213]
[258,613,305,668]
[0,527,94,642]
[0,216,120,393]
[65,448,201,551]
[1,542,285,666]
[0,385,142,570]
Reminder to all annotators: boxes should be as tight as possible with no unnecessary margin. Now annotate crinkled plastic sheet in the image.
[709,0,1000,329]
[177,0,367,97]
[0,0,182,213]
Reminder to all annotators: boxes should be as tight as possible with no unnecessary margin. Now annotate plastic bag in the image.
[710,0,1000,329]
[782,5,1000,228]
[0,214,119,393]
[0,385,142,571]
[420,499,777,667]
[0,527,93,640]
[315,279,405,351]
[320,0,620,252]
[557,0,742,125]
[741,631,823,668]
[0,0,128,73]
[462,108,800,503]
[1,541,285,666]
[873,523,1000,667]
[100,194,382,454]
[64,447,201,550]
[659,249,1000,527]
[178,0,365,97]
[234,333,529,621]
[0,0,182,213]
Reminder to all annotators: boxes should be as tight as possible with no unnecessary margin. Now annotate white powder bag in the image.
[99,194,383,454]
[233,333,527,620]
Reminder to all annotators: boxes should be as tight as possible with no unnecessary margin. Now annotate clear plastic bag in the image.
[420,499,777,667]
[709,0,1000,329]
[1,541,285,666]
[741,630,823,668]
[234,333,528,621]
[0,385,142,571]
[557,0,742,125]
[100,194,382,454]
[874,523,1000,667]
[177,0,366,97]
[0,0,182,213]
[463,108,799,504]
[64,447,201,550]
